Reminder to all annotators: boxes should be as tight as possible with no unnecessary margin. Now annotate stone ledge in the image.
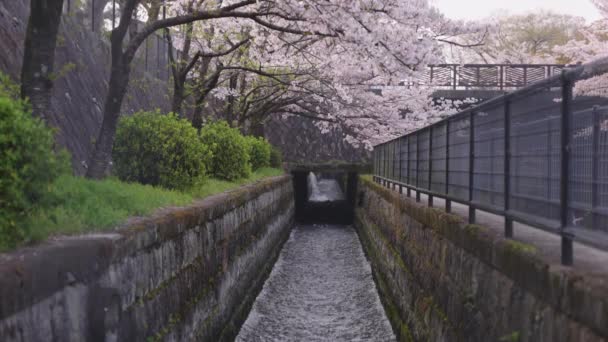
[0,175,291,321]
[359,176,608,339]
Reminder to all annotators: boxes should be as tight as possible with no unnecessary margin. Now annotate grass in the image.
[188,167,284,198]
[4,168,283,252]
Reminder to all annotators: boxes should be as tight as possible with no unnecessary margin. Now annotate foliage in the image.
[18,175,193,250]
[0,72,20,100]
[112,111,211,190]
[449,10,585,64]
[199,121,251,180]
[0,96,70,249]
[87,0,486,176]
[188,167,283,198]
[269,145,283,168]
[245,136,271,170]
[3,168,283,252]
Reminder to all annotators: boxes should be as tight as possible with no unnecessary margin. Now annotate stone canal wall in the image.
[355,176,608,342]
[0,176,294,342]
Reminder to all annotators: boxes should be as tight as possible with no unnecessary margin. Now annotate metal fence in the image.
[373,58,608,265]
[403,64,566,90]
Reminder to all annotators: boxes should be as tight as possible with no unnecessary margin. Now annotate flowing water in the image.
[307,172,345,202]
[236,177,395,342]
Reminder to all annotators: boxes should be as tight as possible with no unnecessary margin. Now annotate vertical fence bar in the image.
[445,119,451,212]
[560,75,574,266]
[399,138,403,194]
[428,127,434,207]
[407,137,412,197]
[499,65,504,91]
[504,100,513,237]
[469,111,476,223]
[416,133,421,202]
[452,65,457,90]
[592,106,600,230]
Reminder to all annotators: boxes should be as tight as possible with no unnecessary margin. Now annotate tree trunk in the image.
[225,73,238,125]
[21,0,64,120]
[192,57,213,129]
[86,57,131,178]
[171,79,185,114]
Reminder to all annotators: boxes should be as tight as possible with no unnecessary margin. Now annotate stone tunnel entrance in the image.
[291,164,363,224]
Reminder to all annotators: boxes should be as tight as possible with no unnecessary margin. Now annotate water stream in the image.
[236,176,395,341]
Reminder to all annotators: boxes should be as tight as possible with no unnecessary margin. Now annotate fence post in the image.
[504,100,513,237]
[445,120,451,212]
[452,65,457,90]
[416,133,421,202]
[469,111,476,223]
[428,127,434,207]
[399,138,403,194]
[560,74,574,266]
[499,65,504,91]
[407,137,412,197]
[592,106,600,230]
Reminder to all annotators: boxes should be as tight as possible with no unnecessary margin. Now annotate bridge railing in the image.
[373,57,608,265]
[403,64,566,90]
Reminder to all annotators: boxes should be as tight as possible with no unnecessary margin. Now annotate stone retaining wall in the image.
[355,176,608,342]
[0,175,294,342]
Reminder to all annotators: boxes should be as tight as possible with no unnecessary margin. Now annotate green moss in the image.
[464,224,488,236]
[505,240,537,255]
[499,331,521,342]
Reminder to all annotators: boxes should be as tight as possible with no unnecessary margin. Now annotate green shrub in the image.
[0,72,19,100]
[270,145,283,168]
[0,96,69,248]
[245,136,271,171]
[199,121,251,181]
[112,111,211,190]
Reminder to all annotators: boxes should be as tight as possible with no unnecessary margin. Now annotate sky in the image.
[431,0,602,22]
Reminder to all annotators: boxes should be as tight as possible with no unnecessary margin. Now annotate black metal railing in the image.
[373,57,608,265]
[404,64,566,90]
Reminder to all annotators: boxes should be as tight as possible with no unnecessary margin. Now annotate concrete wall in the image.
[0,1,173,175]
[355,176,608,342]
[0,176,294,342]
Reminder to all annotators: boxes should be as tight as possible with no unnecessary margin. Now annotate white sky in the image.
[431,0,602,22]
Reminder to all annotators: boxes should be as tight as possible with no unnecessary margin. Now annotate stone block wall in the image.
[0,176,294,342]
[355,176,608,342]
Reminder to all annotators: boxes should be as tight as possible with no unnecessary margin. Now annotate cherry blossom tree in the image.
[553,0,608,96]
[84,0,481,177]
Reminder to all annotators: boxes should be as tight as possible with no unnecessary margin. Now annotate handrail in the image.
[372,56,608,266]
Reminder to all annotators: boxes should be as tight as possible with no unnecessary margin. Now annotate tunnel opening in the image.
[292,170,358,224]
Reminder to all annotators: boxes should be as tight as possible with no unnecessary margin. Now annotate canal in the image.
[236,175,395,341]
